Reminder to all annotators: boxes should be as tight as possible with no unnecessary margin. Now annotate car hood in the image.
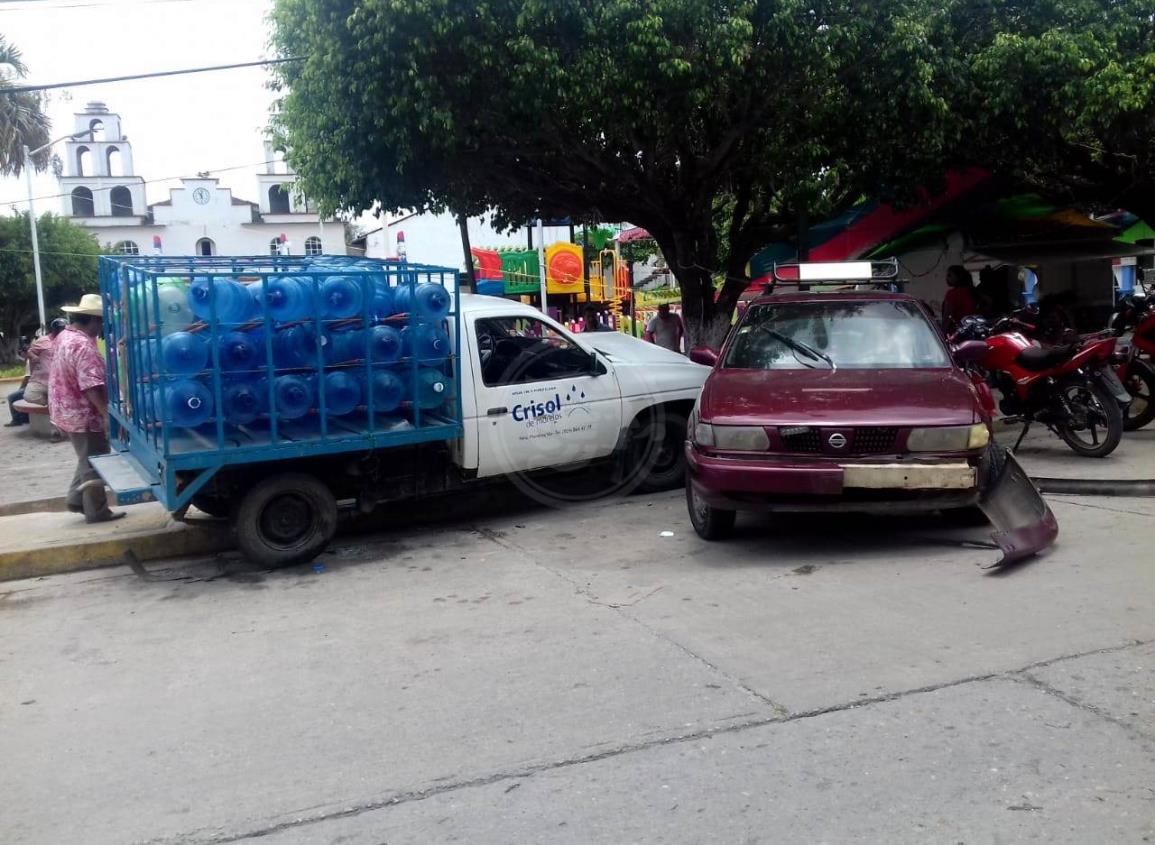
[575,332,710,397]
[700,367,980,427]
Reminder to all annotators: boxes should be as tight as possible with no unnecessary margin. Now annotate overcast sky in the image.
[0,0,283,214]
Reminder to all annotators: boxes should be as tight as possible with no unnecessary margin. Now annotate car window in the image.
[724,300,951,370]
[475,316,592,386]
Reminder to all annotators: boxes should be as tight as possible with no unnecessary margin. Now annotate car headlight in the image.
[907,423,990,452]
[694,423,769,451]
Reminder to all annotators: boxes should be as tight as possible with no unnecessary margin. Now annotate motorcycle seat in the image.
[1016,344,1076,372]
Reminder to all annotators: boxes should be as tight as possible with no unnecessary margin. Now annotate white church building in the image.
[57,102,347,258]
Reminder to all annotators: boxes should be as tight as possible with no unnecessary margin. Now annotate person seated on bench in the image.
[5,319,66,427]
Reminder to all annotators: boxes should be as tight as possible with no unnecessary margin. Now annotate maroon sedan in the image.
[685,285,1057,567]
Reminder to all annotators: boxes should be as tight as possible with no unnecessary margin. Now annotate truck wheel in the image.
[631,412,688,493]
[191,494,232,519]
[234,473,337,567]
[685,475,735,540]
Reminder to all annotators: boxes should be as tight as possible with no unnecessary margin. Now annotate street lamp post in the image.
[23,130,93,332]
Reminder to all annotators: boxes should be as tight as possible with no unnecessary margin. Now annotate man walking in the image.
[50,295,122,523]
[644,303,685,353]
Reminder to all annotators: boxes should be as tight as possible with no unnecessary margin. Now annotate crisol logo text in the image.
[511,393,563,422]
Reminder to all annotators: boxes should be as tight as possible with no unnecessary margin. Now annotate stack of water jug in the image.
[128,267,454,432]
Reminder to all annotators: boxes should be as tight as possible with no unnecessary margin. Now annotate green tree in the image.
[0,213,99,360]
[269,0,1154,346]
[952,0,1155,224]
[0,35,52,176]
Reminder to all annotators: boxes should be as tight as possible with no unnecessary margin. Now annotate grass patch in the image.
[0,364,26,379]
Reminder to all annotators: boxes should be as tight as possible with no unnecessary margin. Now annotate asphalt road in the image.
[1,487,1152,844]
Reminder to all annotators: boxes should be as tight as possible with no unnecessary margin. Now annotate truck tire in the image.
[191,494,233,519]
[630,412,688,493]
[234,473,338,567]
[686,474,735,540]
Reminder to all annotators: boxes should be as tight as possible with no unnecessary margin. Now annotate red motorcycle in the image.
[1109,291,1155,430]
[952,315,1129,458]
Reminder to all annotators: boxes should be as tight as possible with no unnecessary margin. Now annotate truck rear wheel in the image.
[234,473,337,567]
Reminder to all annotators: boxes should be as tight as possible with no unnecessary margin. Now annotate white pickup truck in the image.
[191,294,709,564]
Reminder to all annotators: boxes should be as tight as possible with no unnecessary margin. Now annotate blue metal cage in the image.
[95,255,463,511]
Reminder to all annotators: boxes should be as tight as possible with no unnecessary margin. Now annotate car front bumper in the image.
[684,443,979,512]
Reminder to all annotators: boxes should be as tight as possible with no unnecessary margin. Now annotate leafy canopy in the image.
[0,35,52,176]
[0,213,100,350]
[271,0,1155,343]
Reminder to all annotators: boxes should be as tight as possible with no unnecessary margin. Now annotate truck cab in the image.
[456,295,707,482]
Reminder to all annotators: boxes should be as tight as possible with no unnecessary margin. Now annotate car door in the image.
[472,314,622,477]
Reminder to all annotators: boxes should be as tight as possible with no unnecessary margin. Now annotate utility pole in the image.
[536,218,547,313]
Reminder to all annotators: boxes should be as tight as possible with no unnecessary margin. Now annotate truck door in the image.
[472,314,623,477]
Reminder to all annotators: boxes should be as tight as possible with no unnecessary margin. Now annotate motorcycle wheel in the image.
[1054,377,1123,458]
[1122,359,1155,431]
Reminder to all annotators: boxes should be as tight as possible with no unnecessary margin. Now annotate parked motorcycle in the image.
[1109,291,1155,430]
[952,315,1129,458]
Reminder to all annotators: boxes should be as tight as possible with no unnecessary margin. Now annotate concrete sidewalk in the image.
[0,503,231,582]
[995,421,1155,481]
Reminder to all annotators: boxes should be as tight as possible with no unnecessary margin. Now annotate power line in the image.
[6,158,276,207]
[1,0,253,8]
[0,57,303,93]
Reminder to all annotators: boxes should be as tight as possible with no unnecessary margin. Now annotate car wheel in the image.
[234,473,337,567]
[685,474,735,540]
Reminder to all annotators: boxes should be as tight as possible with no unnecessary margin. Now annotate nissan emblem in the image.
[827,432,848,449]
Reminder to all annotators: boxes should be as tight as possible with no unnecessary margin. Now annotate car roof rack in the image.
[762,258,903,293]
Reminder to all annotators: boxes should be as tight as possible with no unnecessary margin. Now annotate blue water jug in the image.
[402,321,451,362]
[324,327,363,364]
[157,379,213,428]
[370,278,394,319]
[160,331,208,375]
[320,275,365,319]
[393,282,451,321]
[361,369,404,413]
[188,277,252,323]
[412,367,451,410]
[250,276,314,323]
[156,280,194,335]
[221,377,265,426]
[218,330,264,372]
[323,371,361,416]
[272,374,314,420]
[273,325,320,369]
[368,324,403,363]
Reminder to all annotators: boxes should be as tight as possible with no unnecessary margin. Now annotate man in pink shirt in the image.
[50,294,123,523]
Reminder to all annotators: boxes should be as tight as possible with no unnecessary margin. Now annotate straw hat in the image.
[61,293,104,317]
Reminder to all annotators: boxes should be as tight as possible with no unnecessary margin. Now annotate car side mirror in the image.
[688,346,719,367]
[952,340,988,364]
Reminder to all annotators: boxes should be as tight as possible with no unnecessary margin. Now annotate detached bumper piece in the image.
[978,449,1058,568]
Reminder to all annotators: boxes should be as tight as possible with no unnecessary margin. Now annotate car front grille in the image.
[853,427,900,454]
[778,426,900,454]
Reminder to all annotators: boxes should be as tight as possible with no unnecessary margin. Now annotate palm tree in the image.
[0,35,51,177]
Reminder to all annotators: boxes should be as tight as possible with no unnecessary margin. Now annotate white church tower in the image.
[58,102,146,226]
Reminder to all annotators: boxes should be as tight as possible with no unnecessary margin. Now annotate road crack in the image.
[154,638,1153,845]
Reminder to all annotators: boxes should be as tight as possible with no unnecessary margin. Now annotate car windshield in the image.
[724,299,951,370]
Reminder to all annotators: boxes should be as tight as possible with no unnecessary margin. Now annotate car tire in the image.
[234,473,337,567]
[685,474,735,540]
[631,412,688,493]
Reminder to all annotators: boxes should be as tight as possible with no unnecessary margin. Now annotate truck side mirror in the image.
[589,351,606,376]
[688,346,719,367]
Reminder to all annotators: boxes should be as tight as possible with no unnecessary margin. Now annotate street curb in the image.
[0,492,117,518]
[1032,477,1155,497]
[0,518,234,582]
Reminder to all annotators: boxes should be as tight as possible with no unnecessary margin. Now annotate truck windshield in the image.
[724,300,951,370]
